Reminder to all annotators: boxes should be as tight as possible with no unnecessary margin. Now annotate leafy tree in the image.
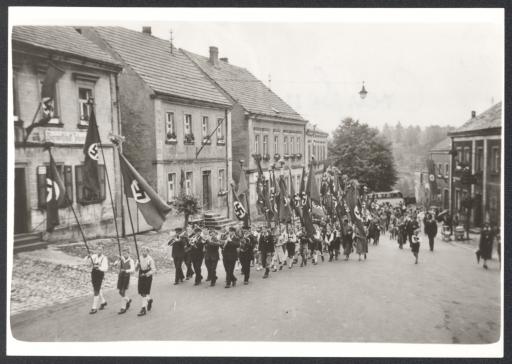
[328,117,398,191]
[174,193,201,228]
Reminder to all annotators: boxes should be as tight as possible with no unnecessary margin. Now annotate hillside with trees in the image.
[380,122,454,197]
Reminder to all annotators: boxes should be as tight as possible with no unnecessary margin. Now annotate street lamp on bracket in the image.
[359,81,368,99]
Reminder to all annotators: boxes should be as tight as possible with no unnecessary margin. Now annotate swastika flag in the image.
[120,153,171,230]
[46,152,67,232]
[83,107,101,198]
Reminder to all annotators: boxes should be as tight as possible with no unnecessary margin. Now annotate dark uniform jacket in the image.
[222,237,240,261]
[424,220,438,238]
[258,234,275,254]
[204,238,221,260]
[171,237,187,259]
[189,236,205,260]
[239,237,254,259]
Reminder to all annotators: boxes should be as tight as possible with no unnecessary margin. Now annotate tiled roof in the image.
[12,26,120,67]
[91,27,231,106]
[306,122,329,137]
[430,137,451,152]
[184,50,305,122]
[450,102,502,135]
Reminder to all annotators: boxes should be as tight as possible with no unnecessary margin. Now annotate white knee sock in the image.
[92,295,99,309]
[99,291,106,304]
[141,296,147,309]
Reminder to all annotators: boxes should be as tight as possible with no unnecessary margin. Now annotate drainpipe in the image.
[225,108,230,219]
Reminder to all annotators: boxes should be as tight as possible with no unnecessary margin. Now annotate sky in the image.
[126,21,504,133]
[11,8,504,134]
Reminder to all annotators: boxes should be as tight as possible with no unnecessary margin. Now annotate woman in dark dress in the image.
[476,223,494,269]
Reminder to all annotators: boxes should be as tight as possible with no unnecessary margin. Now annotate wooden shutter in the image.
[37,165,47,209]
[75,165,84,204]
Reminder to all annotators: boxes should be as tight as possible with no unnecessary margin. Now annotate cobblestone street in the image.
[10,232,501,343]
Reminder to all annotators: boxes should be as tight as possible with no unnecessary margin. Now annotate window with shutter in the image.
[75,164,106,205]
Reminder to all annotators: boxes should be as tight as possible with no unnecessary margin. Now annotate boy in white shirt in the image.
[85,244,109,314]
[136,246,156,316]
[113,246,135,314]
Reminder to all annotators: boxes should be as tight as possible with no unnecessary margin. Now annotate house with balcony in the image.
[80,26,233,231]
[448,102,502,228]
[185,47,308,216]
[12,26,123,245]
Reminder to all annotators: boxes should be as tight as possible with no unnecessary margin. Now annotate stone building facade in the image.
[12,26,123,242]
[80,27,233,232]
[185,47,309,216]
[448,103,502,228]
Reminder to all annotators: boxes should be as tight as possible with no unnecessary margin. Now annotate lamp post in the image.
[359,81,368,99]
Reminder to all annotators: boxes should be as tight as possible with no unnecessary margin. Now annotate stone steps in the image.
[14,232,46,253]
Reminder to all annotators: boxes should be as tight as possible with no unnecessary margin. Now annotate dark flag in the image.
[24,63,65,141]
[269,168,280,221]
[82,107,101,199]
[120,153,171,230]
[236,168,249,199]
[344,179,367,240]
[302,203,316,237]
[46,152,66,232]
[427,159,438,195]
[288,167,301,218]
[305,165,321,206]
[278,176,291,223]
[298,166,307,215]
[254,156,268,215]
[231,184,249,226]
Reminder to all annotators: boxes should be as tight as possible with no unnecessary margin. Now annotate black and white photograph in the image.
[6,6,505,357]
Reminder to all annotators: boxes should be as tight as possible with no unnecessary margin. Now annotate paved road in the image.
[10,234,500,343]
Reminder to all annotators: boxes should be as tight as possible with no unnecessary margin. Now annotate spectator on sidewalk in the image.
[476,222,494,270]
[424,214,438,252]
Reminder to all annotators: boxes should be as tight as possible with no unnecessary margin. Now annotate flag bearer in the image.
[259,227,275,278]
[136,246,156,316]
[286,228,297,269]
[298,228,310,267]
[113,246,135,314]
[239,229,254,284]
[85,244,109,314]
[190,227,205,286]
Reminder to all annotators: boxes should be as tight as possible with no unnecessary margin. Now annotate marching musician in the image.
[184,227,195,281]
[341,219,353,260]
[298,227,310,267]
[190,227,206,286]
[222,226,240,288]
[168,227,186,285]
[204,227,223,286]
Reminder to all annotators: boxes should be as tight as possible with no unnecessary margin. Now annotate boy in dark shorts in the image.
[137,246,156,316]
[114,247,135,314]
[411,229,421,264]
[85,244,109,314]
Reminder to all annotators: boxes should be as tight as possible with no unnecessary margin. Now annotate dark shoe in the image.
[279,265,283,271]
[225,283,231,288]
[210,279,216,287]
[232,279,237,287]
[186,276,190,280]
[174,281,179,285]
[118,308,127,314]
[206,277,211,282]
[89,309,97,314]
[147,299,153,311]
[194,281,201,286]
[244,281,249,285]
[321,255,325,262]
[476,251,480,264]
[99,302,107,310]
[483,264,488,270]
[364,254,367,260]
[126,299,132,310]
[180,278,184,283]
[137,308,146,316]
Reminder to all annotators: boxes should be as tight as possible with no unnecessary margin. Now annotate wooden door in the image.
[202,171,211,210]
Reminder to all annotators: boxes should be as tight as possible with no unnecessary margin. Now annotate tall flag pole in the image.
[254,155,271,225]
[278,175,292,224]
[83,102,123,263]
[301,162,316,237]
[45,145,92,259]
[24,62,65,142]
[288,166,299,227]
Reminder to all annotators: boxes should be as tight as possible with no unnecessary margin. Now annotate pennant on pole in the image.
[120,153,171,230]
[305,165,321,206]
[46,152,66,232]
[82,107,101,199]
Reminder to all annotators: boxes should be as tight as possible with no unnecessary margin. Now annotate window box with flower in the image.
[295,153,302,160]
[263,153,270,161]
[184,133,195,145]
[218,189,228,197]
[217,137,225,145]
[284,154,291,160]
[202,137,212,145]
[166,131,177,144]
[273,153,281,161]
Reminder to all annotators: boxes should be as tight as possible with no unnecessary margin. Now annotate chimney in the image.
[142,26,152,35]
[220,57,229,63]
[471,110,476,118]
[209,46,219,66]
